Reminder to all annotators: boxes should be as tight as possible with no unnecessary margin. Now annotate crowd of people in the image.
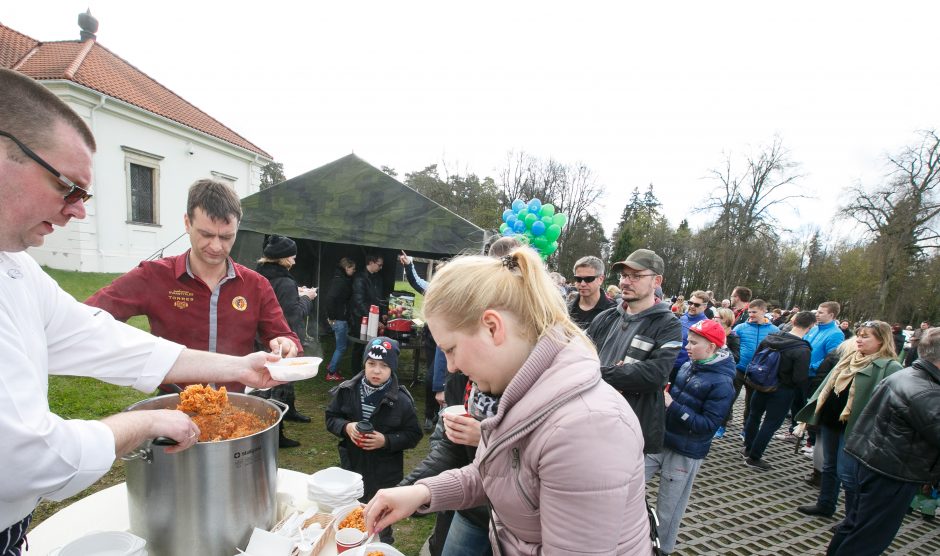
[2,65,938,556]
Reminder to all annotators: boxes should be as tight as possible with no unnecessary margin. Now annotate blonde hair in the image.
[715,307,735,329]
[256,256,292,268]
[856,320,897,360]
[423,247,590,347]
[606,285,621,297]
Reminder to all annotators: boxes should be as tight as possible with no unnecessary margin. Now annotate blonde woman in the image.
[795,321,901,519]
[713,307,740,364]
[363,248,653,555]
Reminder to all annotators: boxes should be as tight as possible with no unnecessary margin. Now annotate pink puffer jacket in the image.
[418,330,652,555]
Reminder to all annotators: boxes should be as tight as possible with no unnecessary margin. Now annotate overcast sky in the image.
[5,1,940,242]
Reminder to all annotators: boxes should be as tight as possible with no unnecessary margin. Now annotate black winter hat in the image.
[363,336,400,374]
[263,235,297,259]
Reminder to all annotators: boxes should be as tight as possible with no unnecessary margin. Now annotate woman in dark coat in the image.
[256,235,317,447]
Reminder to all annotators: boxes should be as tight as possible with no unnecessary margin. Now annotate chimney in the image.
[78,9,98,41]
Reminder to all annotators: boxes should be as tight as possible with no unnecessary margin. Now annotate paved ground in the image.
[647,397,940,555]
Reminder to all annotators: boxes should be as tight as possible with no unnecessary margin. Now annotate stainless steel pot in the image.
[122,393,285,556]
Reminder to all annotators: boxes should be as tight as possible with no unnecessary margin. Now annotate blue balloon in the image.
[527,198,542,213]
[506,214,518,227]
[502,227,515,236]
[511,199,526,213]
[513,219,526,233]
[531,221,546,236]
[502,209,514,223]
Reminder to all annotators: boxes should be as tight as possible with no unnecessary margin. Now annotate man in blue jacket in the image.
[671,290,710,383]
[715,298,778,438]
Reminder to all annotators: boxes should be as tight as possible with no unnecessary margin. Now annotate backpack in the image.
[745,344,799,392]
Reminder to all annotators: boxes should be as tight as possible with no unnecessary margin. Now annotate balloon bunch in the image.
[498,198,568,259]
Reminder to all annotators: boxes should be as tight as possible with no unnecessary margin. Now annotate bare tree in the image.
[840,129,940,315]
[699,135,807,294]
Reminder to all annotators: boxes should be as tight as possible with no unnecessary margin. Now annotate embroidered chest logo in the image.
[232,296,248,311]
[169,289,194,310]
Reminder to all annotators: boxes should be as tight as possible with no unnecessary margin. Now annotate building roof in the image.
[0,22,271,159]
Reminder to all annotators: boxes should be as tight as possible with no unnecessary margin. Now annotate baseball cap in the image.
[611,249,665,276]
[689,319,726,347]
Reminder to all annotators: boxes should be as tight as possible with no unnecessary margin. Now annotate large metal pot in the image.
[122,393,285,556]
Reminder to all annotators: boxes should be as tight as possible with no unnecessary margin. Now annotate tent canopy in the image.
[238,153,485,255]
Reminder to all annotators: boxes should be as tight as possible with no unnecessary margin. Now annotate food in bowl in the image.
[178,385,274,442]
[367,552,385,556]
[338,506,366,531]
[265,356,322,381]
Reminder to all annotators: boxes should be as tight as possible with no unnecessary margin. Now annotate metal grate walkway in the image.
[646,396,940,555]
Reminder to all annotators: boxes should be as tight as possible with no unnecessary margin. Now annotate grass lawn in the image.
[31,271,435,555]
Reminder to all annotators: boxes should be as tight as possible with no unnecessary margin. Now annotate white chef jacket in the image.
[0,251,184,530]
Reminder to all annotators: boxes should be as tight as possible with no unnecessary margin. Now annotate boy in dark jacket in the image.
[741,311,814,470]
[325,336,422,543]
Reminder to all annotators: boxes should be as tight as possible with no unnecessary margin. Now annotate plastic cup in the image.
[441,405,470,418]
[335,527,366,553]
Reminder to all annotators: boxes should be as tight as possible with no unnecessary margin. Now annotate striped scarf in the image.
[360,378,391,421]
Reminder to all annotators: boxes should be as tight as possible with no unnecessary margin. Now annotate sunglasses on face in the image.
[574,275,598,283]
[0,130,92,204]
[687,301,705,308]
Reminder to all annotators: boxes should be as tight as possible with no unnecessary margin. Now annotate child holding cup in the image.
[363,248,654,554]
[325,336,422,544]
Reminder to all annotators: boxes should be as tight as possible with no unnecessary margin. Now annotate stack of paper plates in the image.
[306,467,364,511]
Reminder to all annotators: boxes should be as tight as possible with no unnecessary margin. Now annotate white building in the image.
[0,15,273,272]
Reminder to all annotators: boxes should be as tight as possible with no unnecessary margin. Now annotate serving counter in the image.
[25,469,344,556]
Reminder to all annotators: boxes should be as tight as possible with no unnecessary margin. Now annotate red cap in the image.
[689,319,726,348]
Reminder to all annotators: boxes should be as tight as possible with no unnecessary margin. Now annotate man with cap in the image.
[326,336,422,543]
[646,318,735,554]
[587,249,682,456]
[87,179,301,393]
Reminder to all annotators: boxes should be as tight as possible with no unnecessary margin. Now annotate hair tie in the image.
[501,254,518,270]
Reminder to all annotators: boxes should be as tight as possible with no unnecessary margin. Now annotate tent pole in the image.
[315,241,322,339]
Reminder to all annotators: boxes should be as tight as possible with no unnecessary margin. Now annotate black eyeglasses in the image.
[573,275,598,283]
[0,130,92,204]
[687,301,705,308]
[620,272,655,282]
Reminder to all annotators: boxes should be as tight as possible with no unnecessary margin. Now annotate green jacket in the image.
[794,356,902,438]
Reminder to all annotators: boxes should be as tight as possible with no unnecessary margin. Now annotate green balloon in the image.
[541,215,553,227]
[517,209,529,220]
[552,213,568,228]
[533,237,549,251]
[515,233,530,245]
[545,224,562,242]
[499,223,509,233]
[544,241,559,255]
[524,213,538,228]
[539,204,556,217]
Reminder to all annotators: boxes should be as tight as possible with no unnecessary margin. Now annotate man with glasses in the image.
[587,249,682,456]
[351,254,386,363]
[0,68,281,555]
[568,255,615,330]
[671,290,711,383]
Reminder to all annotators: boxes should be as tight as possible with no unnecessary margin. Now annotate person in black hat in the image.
[256,235,318,447]
[326,336,422,544]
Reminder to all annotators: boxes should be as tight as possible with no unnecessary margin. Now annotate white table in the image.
[25,469,343,556]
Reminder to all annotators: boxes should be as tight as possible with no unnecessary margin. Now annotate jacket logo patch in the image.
[232,296,248,311]
[169,289,194,310]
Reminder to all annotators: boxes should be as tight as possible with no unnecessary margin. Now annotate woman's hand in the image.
[364,485,431,535]
[443,414,482,447]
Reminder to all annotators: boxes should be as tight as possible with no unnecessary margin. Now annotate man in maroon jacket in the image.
[87,179,300,392]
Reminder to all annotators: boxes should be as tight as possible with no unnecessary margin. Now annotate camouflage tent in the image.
[230,154,487,342]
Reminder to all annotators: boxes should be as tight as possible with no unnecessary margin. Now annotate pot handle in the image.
[153,436,179,446]
[268,398,289,415]
[120,436,175,462]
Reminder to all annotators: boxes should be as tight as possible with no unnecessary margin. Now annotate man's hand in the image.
[398,250,412,266]
[103,409,200,456]
[443,414,482,447]
[269,337,299,358]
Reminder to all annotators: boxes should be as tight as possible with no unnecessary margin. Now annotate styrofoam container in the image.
[265,357,322,381]
[331,503,367,536]
[308,467,362,494]
[54,531,147,556]
[352,542,406,556]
